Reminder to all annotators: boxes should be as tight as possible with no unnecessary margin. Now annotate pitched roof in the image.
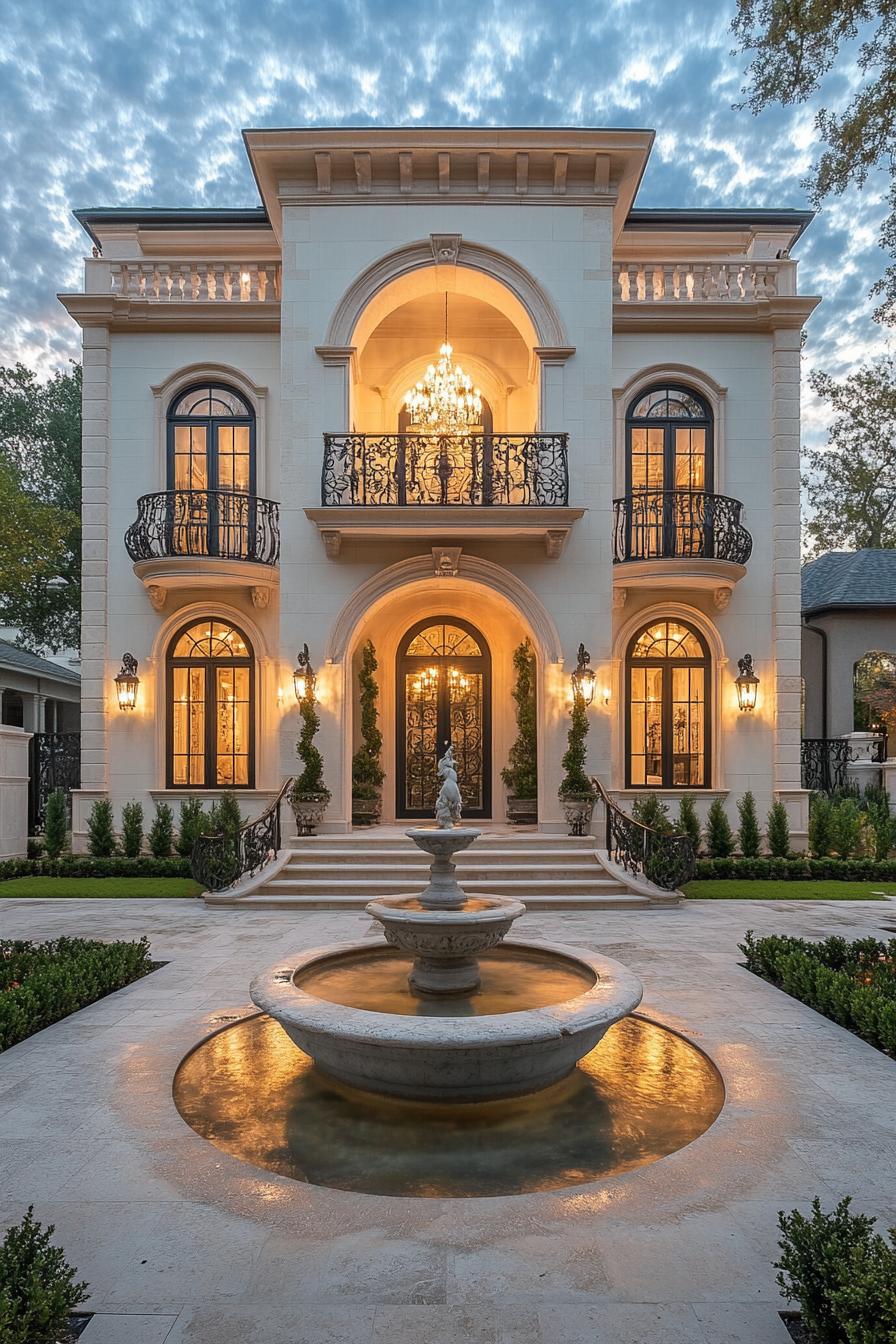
[802,550,896,615]
[0,639,80,684]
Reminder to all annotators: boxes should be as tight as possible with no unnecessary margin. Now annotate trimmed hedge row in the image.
[741,930,896,1056]
[696,856,896,881]
[0,936,154,1052]
[0,855,191,883]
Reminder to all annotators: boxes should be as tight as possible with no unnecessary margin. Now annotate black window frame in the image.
[165,617,256,790]
[624,383,714,497]
[624,618,712,790]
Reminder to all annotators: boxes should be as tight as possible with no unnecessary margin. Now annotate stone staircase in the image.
[211,828,669,909]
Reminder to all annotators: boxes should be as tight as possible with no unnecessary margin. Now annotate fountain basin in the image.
[249,938,643,1102]
[366,893,525,995]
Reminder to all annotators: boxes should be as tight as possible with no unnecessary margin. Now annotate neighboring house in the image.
[0,638,80,734]
[58,126,819,854]
[801,549,896,739]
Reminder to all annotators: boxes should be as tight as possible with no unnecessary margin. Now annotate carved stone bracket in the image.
[147,584,166,611]
[544,530,568,559]
[433,546,462,577]
[430,233,462,265]
[251,586,271,609]
[321,530,342,559]
[713,587,733,611]
[612,588,628,611]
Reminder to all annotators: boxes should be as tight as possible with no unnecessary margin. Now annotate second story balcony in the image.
[306,432,584,557]
[125,489,280,610]
[612,490,752,607]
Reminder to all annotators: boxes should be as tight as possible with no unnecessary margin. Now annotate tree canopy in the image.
[0,363,81,653]
[802,354,896,554]
[732,0,896,324]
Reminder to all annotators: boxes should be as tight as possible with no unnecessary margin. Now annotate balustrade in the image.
[124,490,280,566]
[109,261,280,302]
[614,260,791,304]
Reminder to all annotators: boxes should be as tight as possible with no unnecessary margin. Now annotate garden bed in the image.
[685,880,890,900]
[1,855,192,881]
[0,936,156,1051]
[0,876,201,899]
[741,931,896,1056]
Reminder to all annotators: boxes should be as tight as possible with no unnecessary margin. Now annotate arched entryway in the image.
[396,616,492,819]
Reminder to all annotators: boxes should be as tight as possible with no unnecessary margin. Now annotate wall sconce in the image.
[600,686,611,708]
[570,643,596,706]
[114,653,140,711]
[735,653,759,712]
[293,644,316,702]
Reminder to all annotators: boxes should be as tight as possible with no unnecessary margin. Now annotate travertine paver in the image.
[2,894,895,1344]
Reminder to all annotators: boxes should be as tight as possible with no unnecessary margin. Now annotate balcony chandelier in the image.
[404,294,482,433]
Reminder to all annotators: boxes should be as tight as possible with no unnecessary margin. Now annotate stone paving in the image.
[2,894,896,1344]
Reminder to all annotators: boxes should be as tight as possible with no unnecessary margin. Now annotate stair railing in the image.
[591,778,695,892]
[191,778,294,893]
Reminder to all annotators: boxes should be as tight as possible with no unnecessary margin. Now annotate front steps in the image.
[209,830,672,909]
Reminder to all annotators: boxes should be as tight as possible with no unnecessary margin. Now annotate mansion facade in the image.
[60,127,819,851]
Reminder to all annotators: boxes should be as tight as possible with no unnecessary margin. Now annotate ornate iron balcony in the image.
[124,490,280,566]
[612,490,752,565]
[801,737,886,794]
[322,433,569,507]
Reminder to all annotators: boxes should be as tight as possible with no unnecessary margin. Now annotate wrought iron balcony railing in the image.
[321,433,569,507]
[124,490,280,566]
[613,490,753,565]
[801,737,886,794]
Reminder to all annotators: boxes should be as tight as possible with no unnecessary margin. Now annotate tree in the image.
[351,640,385,813]
[856,652,896,738]
[43,790,68,861]
[120,801,144,859]
[86,798,116,858]
[559,691,592,797]
[732,1,896,325]
[501,639,538,800]
[676,795,702,853]
[737,791,762,858]
[767,800,792,858]
[802,357,896,555]
[0,363,81,652]
[292,693,329,800]
[706,798,735,858]
[148,801,174,858]
[176,797,210,857]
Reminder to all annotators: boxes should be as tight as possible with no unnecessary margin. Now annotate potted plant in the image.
[352,639,385,825]
[501,638,538,823]
[559,683,596,835]
[290,647,331,835]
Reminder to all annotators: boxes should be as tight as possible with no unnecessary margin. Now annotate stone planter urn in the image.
[559,792,595,837]
[351,795,382,826]
[506,796,538,825]
[290,791,329,836]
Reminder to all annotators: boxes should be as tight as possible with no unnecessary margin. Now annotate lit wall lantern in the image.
[735,653,759,712]
[570,643,596,706]
[293,644,316,702]
[114,653,140,711]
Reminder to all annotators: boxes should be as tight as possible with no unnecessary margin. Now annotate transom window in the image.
[626,619,710,789]
[166,619,254,788]
[405,623,483,658]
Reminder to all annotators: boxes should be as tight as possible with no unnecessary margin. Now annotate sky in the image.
[0,0,891,444]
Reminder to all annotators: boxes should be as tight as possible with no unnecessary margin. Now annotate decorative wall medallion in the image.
[432,546,462,577]
[430,233,462,266]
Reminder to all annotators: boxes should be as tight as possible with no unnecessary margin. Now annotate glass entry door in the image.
[396,618,491,818]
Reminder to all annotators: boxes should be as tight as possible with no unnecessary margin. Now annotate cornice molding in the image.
[56,293,280,333]
[612,295,821,333]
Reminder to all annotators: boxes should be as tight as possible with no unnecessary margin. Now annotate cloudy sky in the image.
[0,0,890,439]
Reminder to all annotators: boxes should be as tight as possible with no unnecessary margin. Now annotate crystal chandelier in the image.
[404,295,482,433]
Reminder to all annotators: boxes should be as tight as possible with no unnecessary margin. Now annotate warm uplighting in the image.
[570,643,595,706]
[293,644,316,702]
[114,653,140,711]
[404,294,482,433]
[735,653,759,712]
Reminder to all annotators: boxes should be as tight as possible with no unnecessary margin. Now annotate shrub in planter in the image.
[42,790,68,862]
[767,800,791,858]
[176,797,210,857]
[0,1205,88,1344]
[705,798,734,858]
[558,688,594,835]
[351,640,385,825]
[86,799,116,858]
[147,801,174,858]
[808,793,833,857]
[291,680,330,836]
[120,801,144,859]
[501,638,538,823]
[737,791,761,858]
[676,795,701,854]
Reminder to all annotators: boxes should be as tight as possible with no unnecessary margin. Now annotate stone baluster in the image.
[210,264,224,301]
[156,264,170,301]
[662,264,675,301]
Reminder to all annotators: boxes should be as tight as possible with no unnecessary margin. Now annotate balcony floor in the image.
[305,505,586,557]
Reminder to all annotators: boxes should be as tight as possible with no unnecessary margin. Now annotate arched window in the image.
[167,384,255,557]
[626,619,710,789]
[625,385,713,559]
[166,619,254,788]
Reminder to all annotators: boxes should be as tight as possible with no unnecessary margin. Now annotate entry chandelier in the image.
[404,295,482,433]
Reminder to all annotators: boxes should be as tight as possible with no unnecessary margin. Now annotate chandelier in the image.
[404,295,482,433]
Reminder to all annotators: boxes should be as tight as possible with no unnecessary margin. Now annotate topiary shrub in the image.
[766,800,791,858]
[808,793,833,857]
[147,801,174,859]
[176,797,210,857]
[559,691,592,798]
[501,639,538,805]
[86,798,116,858]
[737,791,761,858]
[351,640,385,821]
[42,790,68,862]
[120,801,144,859]
[705,798,734,858]
[632,794,673,834]
[0,1205,88,1344]
[292,693,330,803]
[676,795,702,854]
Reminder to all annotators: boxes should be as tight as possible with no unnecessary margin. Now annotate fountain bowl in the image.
[249,938,644,1102]
[366,893,525,995]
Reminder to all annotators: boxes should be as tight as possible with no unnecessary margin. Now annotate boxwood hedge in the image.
[0,855,191,883]
[697,856,896,881]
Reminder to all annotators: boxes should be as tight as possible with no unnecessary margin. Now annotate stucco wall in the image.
[801,610,896,738]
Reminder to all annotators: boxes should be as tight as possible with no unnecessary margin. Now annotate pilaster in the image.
[78,326,110,794]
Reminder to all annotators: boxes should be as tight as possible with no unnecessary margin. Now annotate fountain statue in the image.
[250,746,643,1101]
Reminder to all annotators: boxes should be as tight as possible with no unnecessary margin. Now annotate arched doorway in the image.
[396,616,491,819]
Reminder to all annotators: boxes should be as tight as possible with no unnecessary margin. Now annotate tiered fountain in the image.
[249,748,643,1101]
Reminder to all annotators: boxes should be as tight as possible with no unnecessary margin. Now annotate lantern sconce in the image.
[114,653,140,711]
[735,653,759,712]
[293,644,316,702]
[570,643,596,707]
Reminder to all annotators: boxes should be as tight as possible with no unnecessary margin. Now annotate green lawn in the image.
[684,879,893,901]
[0,877,202,899]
